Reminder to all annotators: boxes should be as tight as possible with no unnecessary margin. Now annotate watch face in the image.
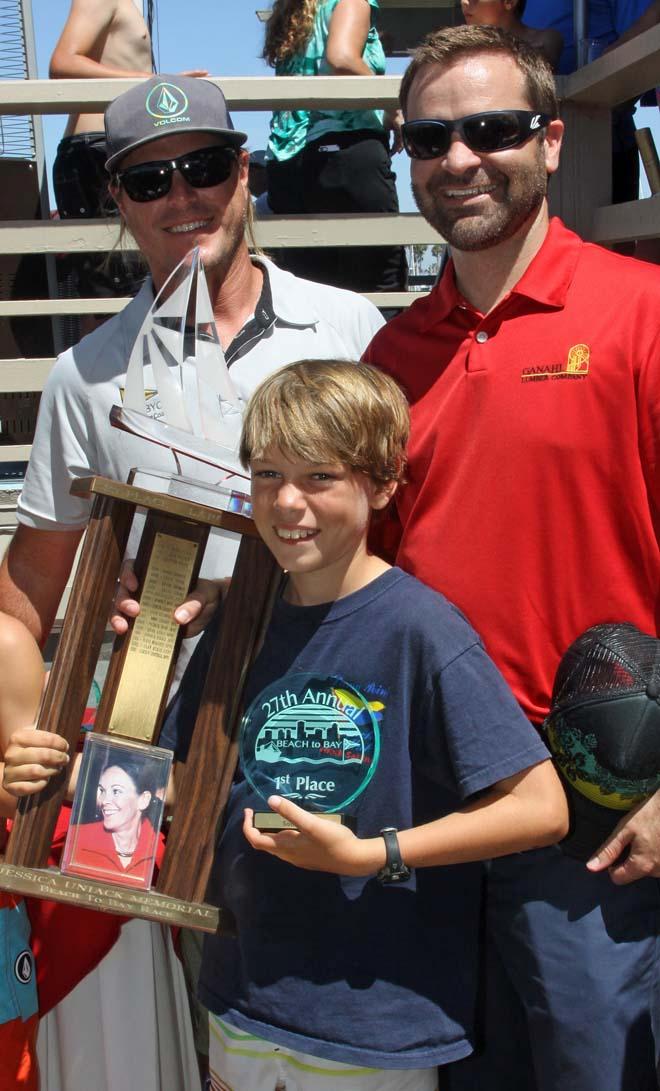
[240,672,381,813]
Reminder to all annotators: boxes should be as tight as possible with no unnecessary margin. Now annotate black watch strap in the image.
[377,827,411,885]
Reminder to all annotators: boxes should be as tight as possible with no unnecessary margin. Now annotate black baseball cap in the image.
[544,622,660,861]
[105,74,247,172]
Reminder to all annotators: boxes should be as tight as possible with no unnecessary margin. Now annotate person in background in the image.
[50,0,206,314]
[523,0,656,206]
[0,614,42,1091]
[0,616,193,1091]
[263,0,408,294]
[0,887,38,1091]
[604,0,660,46]
[248,149,274,215]
[523,0,656,72]
[605,0,660,262]
[50,0,154,220]
[606,0,660,245]
[461,0,563,68]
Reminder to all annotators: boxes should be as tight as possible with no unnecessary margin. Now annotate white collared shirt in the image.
[18,259,384,560]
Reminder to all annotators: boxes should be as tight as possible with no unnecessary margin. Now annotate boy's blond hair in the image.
[240,359,409,484]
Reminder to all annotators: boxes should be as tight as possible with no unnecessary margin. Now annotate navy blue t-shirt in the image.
[163,568,549,1069]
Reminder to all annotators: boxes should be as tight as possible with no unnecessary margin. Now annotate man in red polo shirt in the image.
[364,24,660,1091]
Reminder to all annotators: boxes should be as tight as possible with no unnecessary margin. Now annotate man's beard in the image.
[412,144,548,252]
[200,203,248,282]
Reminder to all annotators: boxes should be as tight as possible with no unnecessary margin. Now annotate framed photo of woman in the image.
[61,735,172,890]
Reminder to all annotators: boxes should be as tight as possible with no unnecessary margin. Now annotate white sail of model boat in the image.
[114,248,246,483]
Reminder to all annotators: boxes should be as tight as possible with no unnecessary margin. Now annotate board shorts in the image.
[209,1015,441,1091]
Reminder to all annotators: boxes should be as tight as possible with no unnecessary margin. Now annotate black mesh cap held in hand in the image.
[544,623,660,861]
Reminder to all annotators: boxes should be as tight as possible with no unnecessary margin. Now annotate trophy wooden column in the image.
[5,488,134,865]
[157,532,281,903]
[0,476,281,932]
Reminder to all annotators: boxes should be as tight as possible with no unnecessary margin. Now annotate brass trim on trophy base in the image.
[0,861,228,933]
[253,812,346,831]
[70,475,258,537]
[108,532,199,742]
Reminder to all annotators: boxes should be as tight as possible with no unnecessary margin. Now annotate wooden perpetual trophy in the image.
[0,473,281,932]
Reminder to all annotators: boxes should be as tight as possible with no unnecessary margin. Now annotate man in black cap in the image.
[0,73,384,656]
[0,72,384,1084]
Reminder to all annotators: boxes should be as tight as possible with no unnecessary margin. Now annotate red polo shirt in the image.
[365,218,660,723]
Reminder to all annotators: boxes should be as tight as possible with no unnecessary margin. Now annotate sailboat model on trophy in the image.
[113,246,248,496]
[0,250,282,931]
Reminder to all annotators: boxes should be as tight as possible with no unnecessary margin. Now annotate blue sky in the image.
[29,0,659,209]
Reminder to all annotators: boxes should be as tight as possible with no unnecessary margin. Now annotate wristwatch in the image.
[376,827,411,885]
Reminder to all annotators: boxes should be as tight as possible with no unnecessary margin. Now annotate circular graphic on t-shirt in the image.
[240,673,381,813]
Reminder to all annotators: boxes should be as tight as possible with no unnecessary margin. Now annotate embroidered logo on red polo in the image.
[521,344,590,383]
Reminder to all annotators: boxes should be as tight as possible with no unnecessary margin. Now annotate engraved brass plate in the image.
[0,862,222,933]
[108,532,198,742]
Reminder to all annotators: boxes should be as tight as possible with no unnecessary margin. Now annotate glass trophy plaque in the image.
[240,673,381,829]
[112,246,247,488]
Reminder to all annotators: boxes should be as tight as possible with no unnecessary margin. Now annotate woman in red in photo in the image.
[65,753,163,888]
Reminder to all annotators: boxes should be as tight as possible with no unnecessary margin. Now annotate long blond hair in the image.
[263,0,319,67]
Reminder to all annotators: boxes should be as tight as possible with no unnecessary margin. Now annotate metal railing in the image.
[0,0,36,158]
[0,25,658,454]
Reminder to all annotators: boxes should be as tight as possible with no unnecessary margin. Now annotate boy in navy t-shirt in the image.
[163,358,569,1091]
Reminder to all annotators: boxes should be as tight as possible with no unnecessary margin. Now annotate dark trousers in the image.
[447,846,660,1091]
[53,132,116,219]
[53,133,144,299]
[267,129,407,294]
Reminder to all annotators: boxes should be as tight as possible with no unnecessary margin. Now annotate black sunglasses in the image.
[402,111,551,160]
[114,144,238,203]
